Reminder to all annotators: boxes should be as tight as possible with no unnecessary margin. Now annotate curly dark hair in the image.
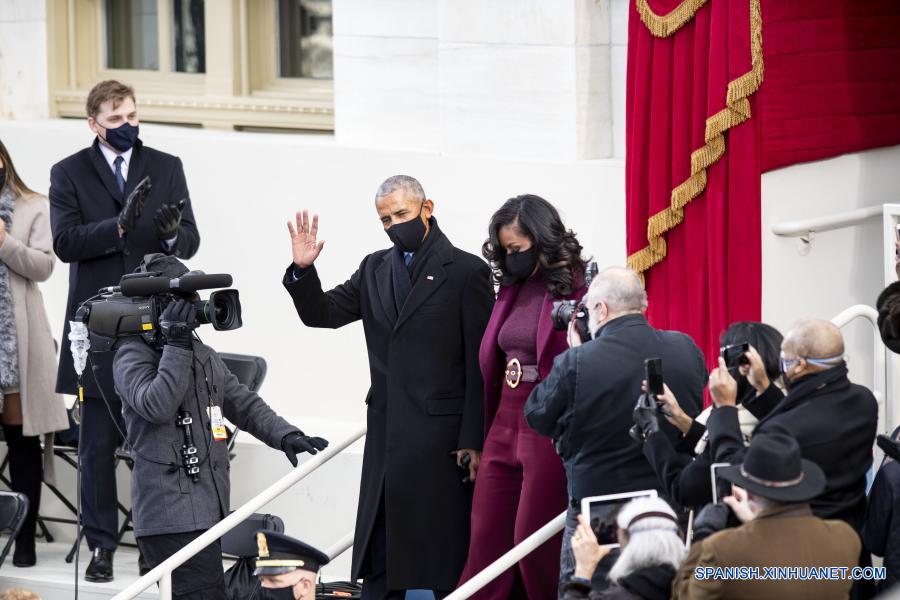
[482,194,586,297]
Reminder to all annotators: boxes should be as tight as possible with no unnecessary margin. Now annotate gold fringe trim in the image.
[636,0,708,38]
[627,0,764,276]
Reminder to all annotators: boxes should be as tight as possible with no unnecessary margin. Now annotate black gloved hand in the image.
[118,175,152,233]
[630,393,660,442]
[282,431,329,467]
[159,299,197,350]
[155,199,186,240]
[877,434,900,462]
[692,502,733,542]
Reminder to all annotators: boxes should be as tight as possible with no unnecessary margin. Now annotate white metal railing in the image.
[113,425,367,600]
[771,205,882,238]
[830,304,892,431]
[445,511,567,600]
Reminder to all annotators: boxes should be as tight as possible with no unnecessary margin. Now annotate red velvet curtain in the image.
[625,0,900,381]
[626,0,762,373]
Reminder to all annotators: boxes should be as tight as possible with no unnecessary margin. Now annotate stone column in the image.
[0,1,50,120]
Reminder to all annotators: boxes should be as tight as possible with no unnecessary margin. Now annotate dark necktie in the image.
[114,156,125,194]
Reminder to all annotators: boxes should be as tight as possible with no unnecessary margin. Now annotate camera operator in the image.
[524,266,707,590]
[705,319,877,532]
[671,432,861,600]
[638,322,783,511]
[564,497,686,600]
[112,255,327,599]
[49,80,200,581]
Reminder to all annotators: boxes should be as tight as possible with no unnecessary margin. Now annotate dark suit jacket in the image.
[672,504,861,600]
[49,139,200,397]
[707,364,877,530]
[282,221,493,590]
[525,314,706,503]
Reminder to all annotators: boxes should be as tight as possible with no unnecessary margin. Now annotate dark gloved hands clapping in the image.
[282,431,329,467]
[629,393,660,442]
[118,176,152,234]
[155,199,186,240]
[159,299,197,350]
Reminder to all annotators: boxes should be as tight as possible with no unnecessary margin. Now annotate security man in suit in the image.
[49,79,200,582]
[253,531,330,600]
[283,175,494,599]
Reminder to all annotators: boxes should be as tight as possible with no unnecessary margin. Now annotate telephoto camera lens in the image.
[194,290,243,331]
[551,300,579,331]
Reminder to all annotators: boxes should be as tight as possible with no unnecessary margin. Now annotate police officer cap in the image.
[253,530,330,576]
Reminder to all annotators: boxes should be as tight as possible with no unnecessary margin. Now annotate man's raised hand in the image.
[287,209,325,269]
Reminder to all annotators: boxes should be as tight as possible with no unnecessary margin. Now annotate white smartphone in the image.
[580,490,658,548]
[710,462,731,504]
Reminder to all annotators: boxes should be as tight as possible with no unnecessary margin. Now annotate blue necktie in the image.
[404,252,413,267]
[114,156,125,194]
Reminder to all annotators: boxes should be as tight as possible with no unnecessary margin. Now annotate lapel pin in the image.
[426,275,434,281]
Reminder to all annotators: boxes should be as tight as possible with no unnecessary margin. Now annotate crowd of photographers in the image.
[1,75,899,600]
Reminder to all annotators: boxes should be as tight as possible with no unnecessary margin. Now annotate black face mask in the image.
[386,204,427,253]
[256,586,296,600]
[504,247,537,280]
[0,168,6,191]
[100,121,140,153]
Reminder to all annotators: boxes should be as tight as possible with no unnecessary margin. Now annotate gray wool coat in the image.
[113,339,298,537]
[0,194,69,475]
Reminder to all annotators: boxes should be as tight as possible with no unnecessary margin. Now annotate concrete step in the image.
[0,542,156,599]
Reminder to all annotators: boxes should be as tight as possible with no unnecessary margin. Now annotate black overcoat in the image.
[49,138,200,397]
[282,222,493,590]
[707,363,878,530]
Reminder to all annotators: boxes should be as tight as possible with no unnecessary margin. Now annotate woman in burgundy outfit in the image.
[458,195,587,599]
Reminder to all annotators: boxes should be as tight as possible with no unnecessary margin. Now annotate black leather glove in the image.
[877,434,900,462]
[282,431,329,467]
[155,199,186,240]
[118,176,152,233]
[158,299,197,349]
[692,502,733,542]
[630,393,660,442]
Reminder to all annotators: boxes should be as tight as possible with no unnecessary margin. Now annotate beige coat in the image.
[672,504,861,600]
[0,193,69,448]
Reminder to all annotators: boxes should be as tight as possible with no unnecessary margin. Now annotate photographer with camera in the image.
[705,319,877,532]
[49,80,200,582]
[524,267,706,590]
[109,255,327,599]
[638,322,783,511]
[457,195,587,600]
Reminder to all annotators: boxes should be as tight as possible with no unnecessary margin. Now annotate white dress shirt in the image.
[98,142,132,181]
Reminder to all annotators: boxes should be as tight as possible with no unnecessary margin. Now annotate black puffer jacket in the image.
[560,565,676,600]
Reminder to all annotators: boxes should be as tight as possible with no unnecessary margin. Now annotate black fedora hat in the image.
[720,432,825,503]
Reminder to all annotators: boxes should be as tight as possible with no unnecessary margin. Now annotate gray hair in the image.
[784,319,844,359]
[608,497,686,584]
[375,175,425,203]
[585,267,648,315]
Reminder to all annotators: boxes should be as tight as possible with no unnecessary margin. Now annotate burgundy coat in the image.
[479,278,587,433]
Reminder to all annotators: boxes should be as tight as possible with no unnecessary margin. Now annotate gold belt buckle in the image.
[505,358,522,389]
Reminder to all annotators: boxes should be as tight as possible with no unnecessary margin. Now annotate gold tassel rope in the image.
[627,0,764,276]
[636,0,708,38]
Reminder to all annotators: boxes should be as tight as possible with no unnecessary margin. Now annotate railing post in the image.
[158,572,172,600]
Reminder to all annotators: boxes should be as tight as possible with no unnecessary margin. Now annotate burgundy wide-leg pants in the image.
[458,381,568,599]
